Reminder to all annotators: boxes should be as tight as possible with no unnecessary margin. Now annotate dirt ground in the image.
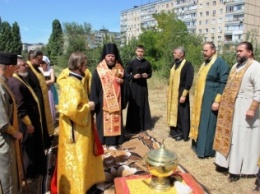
[141,82,259,194]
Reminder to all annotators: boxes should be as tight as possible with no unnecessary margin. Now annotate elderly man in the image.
[190,42,229,158]
[7,56,46,179]
[214,41,260,182]
[0,52,23,193]
[90,43,127,146]
[167,46,194,141]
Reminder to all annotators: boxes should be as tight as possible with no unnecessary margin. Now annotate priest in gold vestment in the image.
[57,52,105,194]
[214,42,260,182]
[190,42,229,158]
[167,47,194,141]
[57,67,92,97]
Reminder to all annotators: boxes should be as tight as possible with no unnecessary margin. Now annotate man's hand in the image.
[133,74,141,79]
[88,101,95,110]
[246,109,255,119]
[12,131,23,140]
[115,77,123,84]
[211,102,220,111]
[141,73,148,78]
[179,96,186,103]
[26,125,34,133]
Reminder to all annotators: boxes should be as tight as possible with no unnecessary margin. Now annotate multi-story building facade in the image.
[120,0,260,49]
[22,43,44,51]
[120,0,174,43]
[87,29,121,48]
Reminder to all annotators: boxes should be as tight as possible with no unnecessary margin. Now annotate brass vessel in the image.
[144,140,178,191]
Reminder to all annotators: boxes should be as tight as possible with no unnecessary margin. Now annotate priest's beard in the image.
[18,72,29,77]
[237,56,248,64]
[174,58,181,63]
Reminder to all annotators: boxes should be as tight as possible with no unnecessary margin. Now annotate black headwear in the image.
[0,52,17,65]
[100,43,122,64]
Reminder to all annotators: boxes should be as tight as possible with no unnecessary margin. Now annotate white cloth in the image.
[215,60,260,175]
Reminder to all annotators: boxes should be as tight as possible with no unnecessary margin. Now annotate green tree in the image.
[10,22,22,54]
[47,19,64,57]
[63,22,92,60]
[135,12,203,76]
[120,37,139,66]
[0,21,13,52]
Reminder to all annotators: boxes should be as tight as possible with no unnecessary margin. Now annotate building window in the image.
[199,29,202,33]
[200,12,203,17]
[211,28,215,33]
[219,9,223,14]
[218,27,222,33]
[213,10,216,16]
[206,11,209,16]
[199,20,202,25]
[206,2,209,7]
[205,20,209,24]
[218,18,222,23]
[211,19,216,24]
[205,28,208,33]
[213,1,216,6]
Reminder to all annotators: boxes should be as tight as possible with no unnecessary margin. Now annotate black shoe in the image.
[175,136,183,141]
[228,174,240,182]
[183,138,190,142]
[216,165,228,173]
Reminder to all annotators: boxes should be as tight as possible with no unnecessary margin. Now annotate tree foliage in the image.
[0,21,13,52]
[63,22,92,59]
[10,22,22,54]
[46,19,64,57]
[121,12,203,77]
[0,20,22,54]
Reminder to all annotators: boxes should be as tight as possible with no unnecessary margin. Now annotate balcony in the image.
[224,0,245,6]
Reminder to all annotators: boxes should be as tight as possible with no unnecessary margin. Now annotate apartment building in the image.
[87,29,121,48]
[120,0,174,43]
[120,0,260,49]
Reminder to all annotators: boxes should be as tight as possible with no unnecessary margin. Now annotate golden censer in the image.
[144,140,178,191]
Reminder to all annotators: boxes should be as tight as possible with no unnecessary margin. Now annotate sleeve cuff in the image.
[6,124,16,135]
[22,115,32,125]
[181,89,189,97]
[214,94,222,103]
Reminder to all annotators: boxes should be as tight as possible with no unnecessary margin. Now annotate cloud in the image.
[21,26,29,32]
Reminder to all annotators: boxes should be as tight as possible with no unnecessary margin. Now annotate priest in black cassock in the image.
[125,45,152,133]
[90,43,128,146]
[27,50,53,149]
[167,47,194,141]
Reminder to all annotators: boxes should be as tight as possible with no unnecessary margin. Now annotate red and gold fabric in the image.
[97,59,124,136]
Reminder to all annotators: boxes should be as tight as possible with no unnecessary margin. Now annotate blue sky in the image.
[1,0,153,44]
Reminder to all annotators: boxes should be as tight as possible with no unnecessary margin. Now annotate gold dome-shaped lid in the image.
[144,140,177,166]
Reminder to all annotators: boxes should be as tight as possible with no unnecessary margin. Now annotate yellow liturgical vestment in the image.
[57,75,105,194]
